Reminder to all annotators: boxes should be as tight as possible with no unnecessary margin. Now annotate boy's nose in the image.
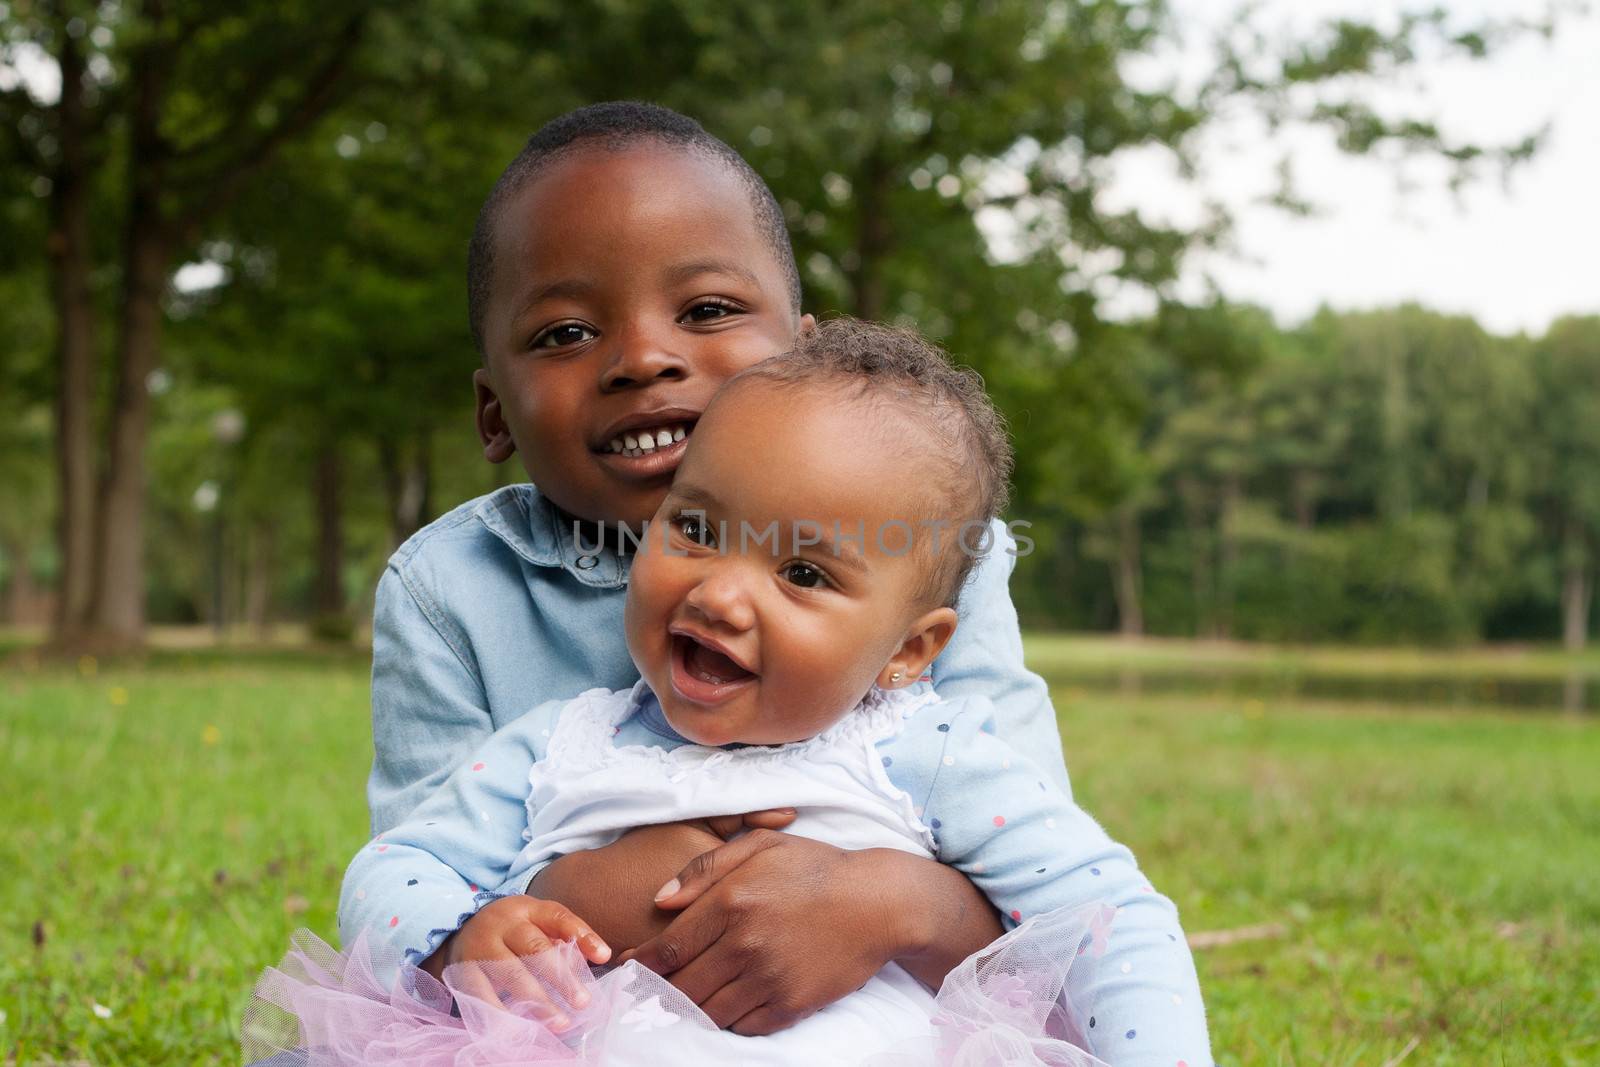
[684,570,756,632]
[599,326,687,392]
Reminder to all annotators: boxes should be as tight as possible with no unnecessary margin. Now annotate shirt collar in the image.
[624,678,693,743]
[474,483,631,588]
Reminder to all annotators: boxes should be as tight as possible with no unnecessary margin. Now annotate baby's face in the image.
[625,380,957,747]
[474,143,806,526]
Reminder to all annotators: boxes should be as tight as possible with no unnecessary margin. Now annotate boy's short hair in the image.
[735,318,1015,608]
[467,101,803,354]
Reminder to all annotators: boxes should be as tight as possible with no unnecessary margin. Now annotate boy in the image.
[361,103,1069,1032]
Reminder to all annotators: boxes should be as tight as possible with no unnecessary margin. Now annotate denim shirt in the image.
[367,484,1067,834]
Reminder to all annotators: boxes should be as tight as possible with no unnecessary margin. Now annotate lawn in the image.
[2,640,1596,1064]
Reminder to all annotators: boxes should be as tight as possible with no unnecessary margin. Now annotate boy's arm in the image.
[339,706,557,972]
[932,519,1070,791]
[368,564,494,833]
[918,697,1212,1067]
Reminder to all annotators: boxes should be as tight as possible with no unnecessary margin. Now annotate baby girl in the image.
[246,319,1211,1066]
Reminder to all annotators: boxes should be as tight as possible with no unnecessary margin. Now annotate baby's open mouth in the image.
[668,632,757,709]
[674,633,755,686]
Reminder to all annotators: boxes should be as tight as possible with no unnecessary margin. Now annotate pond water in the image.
[1044,667,1595,713]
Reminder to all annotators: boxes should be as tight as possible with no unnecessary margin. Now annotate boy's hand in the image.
[618,831,1003,1035]
[527,810,797,950]
[420,895,610,1031]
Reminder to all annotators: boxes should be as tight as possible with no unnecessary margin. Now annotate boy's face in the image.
[624,381,957,747]
[474,143,809,526]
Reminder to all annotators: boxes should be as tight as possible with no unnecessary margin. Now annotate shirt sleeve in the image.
[338,702,560,971]
[368,563,495,834]
[930,518,1070,793]
[890,696,1212,1067]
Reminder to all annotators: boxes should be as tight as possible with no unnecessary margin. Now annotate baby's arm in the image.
[339,700,564,970]
[892,696,1212,1067]
[931,519,1069,790]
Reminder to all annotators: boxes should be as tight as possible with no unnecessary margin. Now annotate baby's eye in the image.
[780,562,828,589]
[674,513,717,548]
[532,322,596,349]
[681,300,739,324]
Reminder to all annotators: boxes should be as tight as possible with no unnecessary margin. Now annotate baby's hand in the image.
[424,896,611,1030]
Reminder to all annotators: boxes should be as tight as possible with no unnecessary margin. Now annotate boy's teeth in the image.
[610,424,690,457]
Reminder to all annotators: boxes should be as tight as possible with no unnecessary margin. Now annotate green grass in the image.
[2,642,1597,1064]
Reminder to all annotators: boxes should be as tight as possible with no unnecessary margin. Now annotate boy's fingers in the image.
[739,808,798,832]
[653,829,786,909]
[627,899,728,977]
[698,977,766,1031]
[703,809,795,839]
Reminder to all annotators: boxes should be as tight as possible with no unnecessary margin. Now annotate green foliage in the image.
[0,2,1591,643]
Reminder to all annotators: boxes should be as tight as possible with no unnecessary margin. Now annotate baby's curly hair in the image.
[733,317,1014,608]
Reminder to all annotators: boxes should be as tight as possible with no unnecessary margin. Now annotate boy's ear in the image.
[473,368,517,463]
[877,606,958,690]
[798,312,817,335]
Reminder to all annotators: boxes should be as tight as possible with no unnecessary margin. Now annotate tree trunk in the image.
[1291,468,1317,530]
[1216,473,1242,640]
[1561,518,1591,652]
[86,222,170,648]
[244,519,276,639]
[1177,476,1213,637]
[2,535,38,625]
[47,31,98,644]
[850,152,892,321]
[313,448,346,622]
[381,435,433,547]
[1113,507,1144,638]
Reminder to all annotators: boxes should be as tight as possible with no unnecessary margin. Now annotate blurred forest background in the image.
[2,0,1598,653]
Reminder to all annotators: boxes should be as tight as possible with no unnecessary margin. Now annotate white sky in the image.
[1118,0,1600,334]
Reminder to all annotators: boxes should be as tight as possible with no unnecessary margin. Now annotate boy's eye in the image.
[532,322,596,349]
[673,513,717,548]
[780,561,829,589]
[681,300,740,324]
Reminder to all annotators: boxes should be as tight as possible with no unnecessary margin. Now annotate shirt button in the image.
[575,554,599,570]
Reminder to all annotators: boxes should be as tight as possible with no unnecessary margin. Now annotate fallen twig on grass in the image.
[1186,922,1287,949]
[1379,1035,1420,1067]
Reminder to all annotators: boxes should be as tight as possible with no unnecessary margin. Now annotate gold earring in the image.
[889,671,902,683]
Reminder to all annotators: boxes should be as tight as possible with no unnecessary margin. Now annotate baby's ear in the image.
[877,606,958,690]
[473,368,517,463]
[797,312,817,335]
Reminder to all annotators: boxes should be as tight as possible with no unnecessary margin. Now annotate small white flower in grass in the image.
[92,1002,113,1019]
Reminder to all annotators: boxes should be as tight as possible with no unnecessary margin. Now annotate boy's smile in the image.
[473,143,809,526]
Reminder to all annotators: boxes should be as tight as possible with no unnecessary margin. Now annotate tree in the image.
[1530,317,1600,649]
[3,1,371,649]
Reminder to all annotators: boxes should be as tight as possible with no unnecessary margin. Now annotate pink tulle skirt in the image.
[243,904,1112,1066]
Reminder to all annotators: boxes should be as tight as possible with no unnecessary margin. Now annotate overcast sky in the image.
[1122,0,1600,334]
